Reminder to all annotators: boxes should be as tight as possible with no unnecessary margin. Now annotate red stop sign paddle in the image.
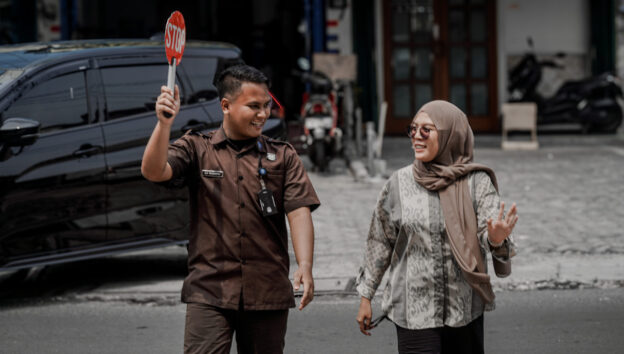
[163,11,186,117]
[165,11,185,66]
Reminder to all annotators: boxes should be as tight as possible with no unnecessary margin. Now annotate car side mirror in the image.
[0,118,41,146]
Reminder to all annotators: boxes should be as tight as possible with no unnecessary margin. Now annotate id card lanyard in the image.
[257,141,278,216]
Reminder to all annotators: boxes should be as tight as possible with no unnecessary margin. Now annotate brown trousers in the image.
[183,302,289,354]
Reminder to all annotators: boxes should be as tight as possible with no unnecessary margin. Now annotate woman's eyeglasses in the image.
[406,125,432,140]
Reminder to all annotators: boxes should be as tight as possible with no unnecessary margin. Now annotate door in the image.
[383,0,498,134]
[0,61,108,265]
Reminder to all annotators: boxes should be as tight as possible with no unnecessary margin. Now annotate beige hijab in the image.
[412,100,498,304]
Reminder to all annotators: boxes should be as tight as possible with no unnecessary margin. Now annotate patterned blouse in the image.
[356,165,513,329]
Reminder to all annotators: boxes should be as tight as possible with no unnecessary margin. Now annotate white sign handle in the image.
[167,57,177,92]
[163,58,177,118]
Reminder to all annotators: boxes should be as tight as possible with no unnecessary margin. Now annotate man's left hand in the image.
[293,264,314,310]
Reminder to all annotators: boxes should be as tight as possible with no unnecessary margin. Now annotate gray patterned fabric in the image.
[356,166,514,329]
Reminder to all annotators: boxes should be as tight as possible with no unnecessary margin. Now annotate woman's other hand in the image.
[356,297,373,336]
[487,202,518,245]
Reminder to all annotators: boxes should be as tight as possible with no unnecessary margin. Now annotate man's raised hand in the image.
[156,85,180,123]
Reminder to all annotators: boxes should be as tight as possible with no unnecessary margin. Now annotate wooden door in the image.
[383,0,498,134]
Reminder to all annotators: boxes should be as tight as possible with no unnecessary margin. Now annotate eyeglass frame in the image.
[406,124,435,140]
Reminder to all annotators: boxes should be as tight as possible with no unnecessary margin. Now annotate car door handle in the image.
[73,144,102,158]
[181,120,210,132]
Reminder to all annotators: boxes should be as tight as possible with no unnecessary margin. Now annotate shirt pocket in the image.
[198,167,225,197]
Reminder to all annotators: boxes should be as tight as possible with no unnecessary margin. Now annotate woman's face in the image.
[409,112,439,162]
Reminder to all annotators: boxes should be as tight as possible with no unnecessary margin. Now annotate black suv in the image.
[0,40,285,270]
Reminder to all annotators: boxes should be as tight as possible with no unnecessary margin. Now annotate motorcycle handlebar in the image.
[293,70,333,89]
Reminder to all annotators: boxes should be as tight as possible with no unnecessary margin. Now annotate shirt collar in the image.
[212,125,267,154]
[211,126,228,146]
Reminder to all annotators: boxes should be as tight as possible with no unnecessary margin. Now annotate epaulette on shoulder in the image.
[266,137,294,149]
[266,137,290,145]
[186,129,211,139]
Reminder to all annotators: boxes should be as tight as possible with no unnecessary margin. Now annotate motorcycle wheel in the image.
[314,139,328,172]
[585,105,623,134]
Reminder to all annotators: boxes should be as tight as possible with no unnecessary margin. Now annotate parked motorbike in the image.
[295,58,342,172]
[508,38,623,133]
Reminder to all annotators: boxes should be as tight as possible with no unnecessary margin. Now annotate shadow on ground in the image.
[0,249,188,307]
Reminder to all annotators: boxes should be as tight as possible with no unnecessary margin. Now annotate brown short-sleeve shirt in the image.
[165,127,320,310]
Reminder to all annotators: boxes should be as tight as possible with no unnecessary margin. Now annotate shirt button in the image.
[240,202,245,208]
[238,175,243,181]
[236,153,243,159]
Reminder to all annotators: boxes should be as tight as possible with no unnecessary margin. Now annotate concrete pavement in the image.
[67,133,624,304]
[308,133,624,293]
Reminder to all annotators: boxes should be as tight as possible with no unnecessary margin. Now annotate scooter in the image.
[508,38,623,133]
[295,58,342,172]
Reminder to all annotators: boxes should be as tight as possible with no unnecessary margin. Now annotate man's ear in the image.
[221,97,230,115]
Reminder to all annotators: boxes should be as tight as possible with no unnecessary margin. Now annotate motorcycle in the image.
[295,58,342,172]
[508,38,623,133]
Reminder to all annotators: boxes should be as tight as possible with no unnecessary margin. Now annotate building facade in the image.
[1,0,618,134]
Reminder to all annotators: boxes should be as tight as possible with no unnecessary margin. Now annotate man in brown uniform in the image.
[141,65,320,353]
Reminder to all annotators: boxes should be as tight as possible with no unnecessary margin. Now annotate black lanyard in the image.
[257,140,268,190]
[255,140,277,216]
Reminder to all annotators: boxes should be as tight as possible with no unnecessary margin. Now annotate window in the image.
[101,65,173,120]
[180,57,218,103]
[3,72,89,133]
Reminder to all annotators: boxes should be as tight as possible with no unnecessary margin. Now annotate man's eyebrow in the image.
[247,98,273,105]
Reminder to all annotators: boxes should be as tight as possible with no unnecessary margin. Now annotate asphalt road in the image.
[1,289,623,353]
[2,134,624,353]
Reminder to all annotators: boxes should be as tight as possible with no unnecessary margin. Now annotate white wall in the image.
[501,0,589,55]
[498,0,590,103]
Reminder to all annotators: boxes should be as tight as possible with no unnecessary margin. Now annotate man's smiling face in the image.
[222,82,272,140]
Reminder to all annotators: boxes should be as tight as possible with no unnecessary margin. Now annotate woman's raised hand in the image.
[487,202,518,246]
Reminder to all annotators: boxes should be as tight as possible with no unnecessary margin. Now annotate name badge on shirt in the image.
[202,169,224,178]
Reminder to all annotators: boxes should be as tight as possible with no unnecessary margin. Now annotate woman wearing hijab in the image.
[355,100,517,353]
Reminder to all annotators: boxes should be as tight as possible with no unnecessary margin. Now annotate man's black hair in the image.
[215,64,270,100]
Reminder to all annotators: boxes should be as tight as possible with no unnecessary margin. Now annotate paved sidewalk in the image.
[306,134,624,293]
[78,134,624,303]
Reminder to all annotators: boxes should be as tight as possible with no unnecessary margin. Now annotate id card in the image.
[258,188,278,216]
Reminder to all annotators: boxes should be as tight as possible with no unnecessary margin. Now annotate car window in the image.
[2,71,89,133]
[180,57,218,103]
[102,65,182,120]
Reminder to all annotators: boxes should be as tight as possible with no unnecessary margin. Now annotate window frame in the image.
[177,55,220,105]
[94,56,192,123]
[0,59,95,135]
